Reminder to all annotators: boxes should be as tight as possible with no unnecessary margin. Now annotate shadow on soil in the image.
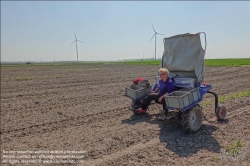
[122,111,222,157]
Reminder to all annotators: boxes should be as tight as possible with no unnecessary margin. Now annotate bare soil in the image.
[1,64,250,166]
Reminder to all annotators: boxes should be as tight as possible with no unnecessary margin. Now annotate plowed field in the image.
[1,64,250,166]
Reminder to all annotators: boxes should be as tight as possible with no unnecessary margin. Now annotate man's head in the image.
[159,68,169,80]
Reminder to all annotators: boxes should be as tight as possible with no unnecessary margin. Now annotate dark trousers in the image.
[141,93,167,110]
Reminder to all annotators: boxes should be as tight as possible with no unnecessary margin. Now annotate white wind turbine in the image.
[71,32,84,61]
[149,24,163,59]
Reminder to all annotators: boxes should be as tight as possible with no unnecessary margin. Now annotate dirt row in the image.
[1,64,250,166]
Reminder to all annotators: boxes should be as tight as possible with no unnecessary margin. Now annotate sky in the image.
[1,1,250,62]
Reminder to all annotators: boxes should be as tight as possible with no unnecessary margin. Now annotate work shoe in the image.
[158,110,167,120]
[135,107,146,114]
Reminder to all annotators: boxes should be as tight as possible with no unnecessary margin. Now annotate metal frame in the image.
[207,91,218,115]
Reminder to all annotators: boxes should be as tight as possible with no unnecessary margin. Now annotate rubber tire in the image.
[130,101,136,111]
[182,105,203,133]
[216,105,226,121]
[131,101,141,111]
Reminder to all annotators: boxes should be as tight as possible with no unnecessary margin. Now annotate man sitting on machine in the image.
[136,68,175,120]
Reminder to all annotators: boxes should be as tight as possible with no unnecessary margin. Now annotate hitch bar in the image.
[207,91,218,114]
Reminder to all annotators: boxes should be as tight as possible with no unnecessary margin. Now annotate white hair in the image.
[159,68,169,75]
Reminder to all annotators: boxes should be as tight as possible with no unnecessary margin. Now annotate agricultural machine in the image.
[125,32,227,132]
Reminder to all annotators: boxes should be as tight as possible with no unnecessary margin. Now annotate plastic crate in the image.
[125,84,151,99]
[165,91,193,109]
[179,88,201,102]
[174,77,196,88]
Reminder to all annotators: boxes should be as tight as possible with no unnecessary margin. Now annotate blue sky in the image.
[1,1,250,62]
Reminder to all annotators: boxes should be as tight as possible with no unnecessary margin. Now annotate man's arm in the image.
[151,87,159,93]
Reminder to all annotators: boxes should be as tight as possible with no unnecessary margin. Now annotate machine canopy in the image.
[161,32,206,82]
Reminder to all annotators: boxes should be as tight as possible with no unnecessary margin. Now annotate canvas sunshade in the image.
[161,32,206,82]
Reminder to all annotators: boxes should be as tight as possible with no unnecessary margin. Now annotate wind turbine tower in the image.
[71,32,84,61]
[149,24,163,59]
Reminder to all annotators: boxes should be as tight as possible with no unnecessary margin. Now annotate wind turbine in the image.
[71,32,84,61]
[149,24,163,59]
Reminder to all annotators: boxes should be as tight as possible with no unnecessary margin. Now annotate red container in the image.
[132,77,143,84]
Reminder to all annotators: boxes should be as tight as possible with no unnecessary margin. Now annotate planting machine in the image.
[125,32,227,132]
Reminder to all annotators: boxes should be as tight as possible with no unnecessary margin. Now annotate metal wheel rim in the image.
[189,109,202,131]
[131,101,136,110]
[219,106,226,119]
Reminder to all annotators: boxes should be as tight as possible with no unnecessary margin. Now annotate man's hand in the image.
[158,96,164,102]
[158,93,168,102]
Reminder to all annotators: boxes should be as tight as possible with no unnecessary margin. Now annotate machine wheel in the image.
[216,105,226,121]
[182,105,203,133]
[130,100,141,111]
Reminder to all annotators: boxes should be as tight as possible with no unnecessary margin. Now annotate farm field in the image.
[1,63,250,165]
[114,58,250,66]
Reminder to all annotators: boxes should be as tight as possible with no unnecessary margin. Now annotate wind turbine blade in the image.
[149,34,155,42]
[70,40,76,45]
[77,40,84,43]
[157,33,164,35]
[74,32,77,39]
[151,24,156,33]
